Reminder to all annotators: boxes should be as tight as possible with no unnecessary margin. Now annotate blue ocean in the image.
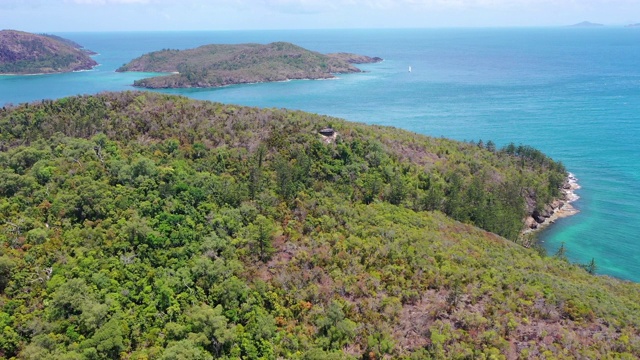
[1,29,639,282]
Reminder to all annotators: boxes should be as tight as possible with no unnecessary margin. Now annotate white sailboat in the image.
[408,66,412,73]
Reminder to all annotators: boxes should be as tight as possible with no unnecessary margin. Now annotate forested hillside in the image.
[1,92,639,359]
[0,30,97,74]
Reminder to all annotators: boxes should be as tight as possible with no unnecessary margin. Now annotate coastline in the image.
[134,74,343,89]
[0,64,99,76]
[523,172,581,236]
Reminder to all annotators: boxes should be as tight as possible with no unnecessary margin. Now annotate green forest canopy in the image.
[1,92,639,359]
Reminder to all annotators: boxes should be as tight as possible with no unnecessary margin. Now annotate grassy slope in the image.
[116,42,375,89]
[0,30,97,74]
[0,92,638,359]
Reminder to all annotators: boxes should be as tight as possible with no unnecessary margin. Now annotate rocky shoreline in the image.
[523,173,581,235]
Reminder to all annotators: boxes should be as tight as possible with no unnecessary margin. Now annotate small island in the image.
[0,30,97,75]
[567,21,604,27]
[626,23,640,28]
[116,42,382,89]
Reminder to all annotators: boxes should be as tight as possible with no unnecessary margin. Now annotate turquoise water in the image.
[1,29,639,281]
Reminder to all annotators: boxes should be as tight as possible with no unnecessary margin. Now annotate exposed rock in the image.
[524,189,537,214]
[552,200,564,210]
[521,173,581,236]
[532,210,547,224]
[525,216,539,229]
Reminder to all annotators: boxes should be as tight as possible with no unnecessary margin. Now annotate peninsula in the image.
[116,42,382,88]
[1,92,640,359]
[0,30,97,75]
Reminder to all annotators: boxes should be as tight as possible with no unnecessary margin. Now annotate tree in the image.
[387,173,407,205]
[161,339,213,360]
[420,174,445,211]
[249,215,275,262]
[81,317,125,360]
[361,172,383,205]
[186,304,236,357]
[274,155,295,201]
[0,314,20,357]
[248,144,266,200]
[50,278,91,319]
[0,256,15,293]
[584,258,597,275]
[554,243,567,261]
[315,301,357,350]
[485,140,496,153]
[444,171,466,221]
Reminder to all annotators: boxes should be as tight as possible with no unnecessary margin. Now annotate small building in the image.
[319,128,335,137]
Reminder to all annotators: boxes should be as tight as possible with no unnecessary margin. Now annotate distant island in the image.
[626,23,640,28]
[568,21,604,27]
[116,42,382,89]
[0,30,97,75]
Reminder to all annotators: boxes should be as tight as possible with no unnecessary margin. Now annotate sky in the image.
[1,0,639,32]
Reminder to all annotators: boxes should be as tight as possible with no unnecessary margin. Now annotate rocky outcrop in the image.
[523,174,580,234]
[532,209,548,224]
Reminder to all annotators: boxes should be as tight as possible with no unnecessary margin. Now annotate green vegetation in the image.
[1,92,639,359]
[116,42,381,89]
[0,30,97,75]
